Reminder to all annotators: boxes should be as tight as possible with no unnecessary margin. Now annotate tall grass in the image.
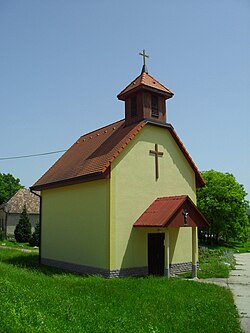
[0,249,242,333]
[198,247,235,278]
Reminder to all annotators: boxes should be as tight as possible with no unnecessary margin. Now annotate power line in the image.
[0,149,67,161]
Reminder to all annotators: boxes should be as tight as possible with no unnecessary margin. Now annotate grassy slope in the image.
[0,249,242,333]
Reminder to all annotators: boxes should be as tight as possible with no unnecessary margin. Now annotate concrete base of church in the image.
[170,262,192,275]
[41,258,197,278]
[41,258,148,277]
[109,267,148,277]
[41,258,111,277]
[170,262,199,276]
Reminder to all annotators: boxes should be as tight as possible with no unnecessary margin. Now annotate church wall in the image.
[41,179,110,270]
[110,124,196,271]
[169,227,193,264]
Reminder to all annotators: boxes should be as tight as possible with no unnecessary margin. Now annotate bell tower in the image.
[117,50,174,126]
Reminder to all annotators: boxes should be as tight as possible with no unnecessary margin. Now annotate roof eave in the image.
[30,168,110,191]
[117,85,174,101]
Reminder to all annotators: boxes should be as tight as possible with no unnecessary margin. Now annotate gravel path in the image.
[228,253,250,333]
[0,245,39,253]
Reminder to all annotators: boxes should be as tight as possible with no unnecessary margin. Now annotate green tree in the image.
[29,222,40,247]
[0,173,23,205]
[14,206,32,243]
[197,170,249,244]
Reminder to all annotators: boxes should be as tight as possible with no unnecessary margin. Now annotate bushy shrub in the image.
[29,222,40,247]
[14,206,31,242]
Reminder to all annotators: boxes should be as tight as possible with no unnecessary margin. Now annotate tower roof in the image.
[117,72,174,101]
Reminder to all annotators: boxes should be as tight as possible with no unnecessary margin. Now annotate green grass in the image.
[223,237,250,253]
[193,229,250,279]
[200,227,250,254]
[198,247,235,279]
[177,247,235,279]
[0,249,242,333]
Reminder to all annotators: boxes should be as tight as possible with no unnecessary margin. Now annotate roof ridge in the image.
[159,196,187,226]
[145,73,173,93]
[100,121,146,173]
[80,119,125,139]
[117,73,142,97]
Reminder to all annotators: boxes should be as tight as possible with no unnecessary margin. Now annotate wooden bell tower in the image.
[117,50,174,126]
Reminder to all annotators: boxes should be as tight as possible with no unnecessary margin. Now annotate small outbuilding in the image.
[0,188,40,238]
[31,56,208,277]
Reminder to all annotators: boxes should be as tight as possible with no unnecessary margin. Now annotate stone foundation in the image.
[41,258,147,278]
[170,262,199,275]
[109,267,148,277]
[41,258,110,277]
[41,258,197,278]
[170,262,192,275]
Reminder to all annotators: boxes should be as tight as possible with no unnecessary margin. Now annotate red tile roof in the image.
[31,120,205,191]
[117,72,174,100]
[134,195,209,228]
[31,120,146,190]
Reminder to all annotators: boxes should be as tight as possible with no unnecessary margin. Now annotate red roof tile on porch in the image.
[134,195,209,228]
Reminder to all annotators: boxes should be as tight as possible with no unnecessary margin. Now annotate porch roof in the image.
[134,195,209,228]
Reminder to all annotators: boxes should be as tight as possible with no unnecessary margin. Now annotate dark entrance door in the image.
[148,233,165,276]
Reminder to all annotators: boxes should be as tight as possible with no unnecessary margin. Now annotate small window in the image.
[151,95,159,117]
[131,96,137,118]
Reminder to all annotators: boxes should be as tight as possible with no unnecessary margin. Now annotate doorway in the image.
[148,233,165,276]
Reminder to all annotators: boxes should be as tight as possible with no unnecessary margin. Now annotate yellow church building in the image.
[31,52,208,278]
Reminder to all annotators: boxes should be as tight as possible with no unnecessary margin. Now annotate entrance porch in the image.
[134,195,209,278]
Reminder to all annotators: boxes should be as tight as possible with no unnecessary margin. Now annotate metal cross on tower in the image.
[139,49,149,74]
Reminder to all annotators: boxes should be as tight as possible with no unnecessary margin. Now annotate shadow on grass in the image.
[1,252,79,277]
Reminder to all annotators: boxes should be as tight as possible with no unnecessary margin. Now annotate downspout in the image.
[4,208,8,239]
[30,189,42,264]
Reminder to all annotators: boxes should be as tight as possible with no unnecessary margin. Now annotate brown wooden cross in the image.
[150,144,164,179]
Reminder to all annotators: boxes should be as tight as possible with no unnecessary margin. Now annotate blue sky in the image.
[0,0,249,200]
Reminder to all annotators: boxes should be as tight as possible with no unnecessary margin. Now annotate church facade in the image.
[31,56,208,277]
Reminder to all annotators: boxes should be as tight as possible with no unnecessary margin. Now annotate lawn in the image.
[0,248,242,333]
[195,231,250,279]
[198,247,235,278]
